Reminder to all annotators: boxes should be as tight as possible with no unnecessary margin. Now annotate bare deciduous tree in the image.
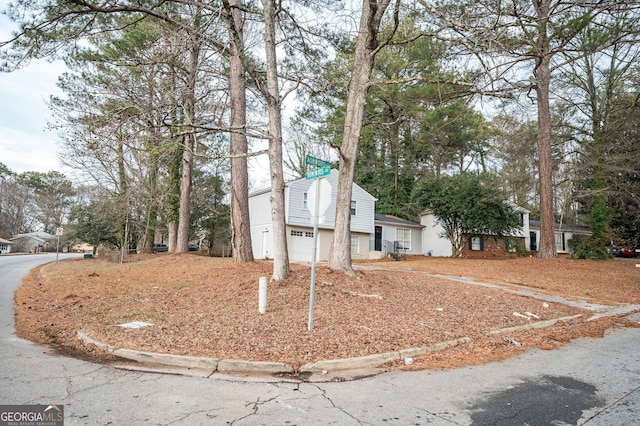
[329,0,397,275]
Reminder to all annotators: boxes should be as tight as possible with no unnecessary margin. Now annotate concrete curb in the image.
[77,331,293,376]
[398,337,473,359]
[73,264,640,380]
[78,314,573,379]
[77,308,639,379]
[78,331,116,353]
[486,314,583,335]
[217,359,294,375]
[113,348,218,372]
[300,351,400,373]
[299,337,473,373]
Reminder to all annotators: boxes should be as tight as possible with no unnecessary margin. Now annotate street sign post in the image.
[55,228,63,262]
[303,155,332,330]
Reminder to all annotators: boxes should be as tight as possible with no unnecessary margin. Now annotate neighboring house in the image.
[68,242,95,253]
[0,238,13,254]
[373,214,424,258]
[9,232,55,253]
[249,169,376,262]
[420,210,454,257]
[420,206,531,257]
[249,172,590,260]
[528,220,592,254]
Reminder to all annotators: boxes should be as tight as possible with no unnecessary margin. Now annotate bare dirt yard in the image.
[14,254,640,373]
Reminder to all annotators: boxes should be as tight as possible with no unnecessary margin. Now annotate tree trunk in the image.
[328,0,393,275]
[143,101,161,253]
[533,0,557,259]
[167,220,178,250]
[262,0,289,280]
[166,141,182,252]
[143,159,158,253]
[116,135,129,254]
[175,133,193,253]
[176,40,201,253]
[228,0,254,262]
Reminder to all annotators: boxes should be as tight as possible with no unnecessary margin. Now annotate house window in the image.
[469,237,484,251]
[555,232,565,251]
[305,231,313,237]
[350,200,357,216]
[291,230,303,237]
[395,228,411,250]
[303,192,308,210]
[351,234,359,254]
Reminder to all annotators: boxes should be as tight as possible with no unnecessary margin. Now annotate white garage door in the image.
[288,229,314,262]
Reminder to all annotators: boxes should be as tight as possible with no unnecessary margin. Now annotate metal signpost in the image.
[305,155,331,330]
[55,227,63,262]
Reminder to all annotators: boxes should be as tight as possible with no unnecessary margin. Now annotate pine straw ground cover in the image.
[14,254,640,373]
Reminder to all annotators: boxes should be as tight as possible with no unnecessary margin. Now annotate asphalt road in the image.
[1,254,639,425]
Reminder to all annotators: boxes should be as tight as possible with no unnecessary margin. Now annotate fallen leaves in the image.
[13,254,639,371]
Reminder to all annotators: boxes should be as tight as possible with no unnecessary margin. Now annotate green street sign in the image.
[305,155,330,167]
[305,165,331,179]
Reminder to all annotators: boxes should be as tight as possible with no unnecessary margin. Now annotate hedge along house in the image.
[248,169,376,262]
[420,205,531,257]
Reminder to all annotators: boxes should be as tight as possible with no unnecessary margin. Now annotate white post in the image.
[258,276,268,314]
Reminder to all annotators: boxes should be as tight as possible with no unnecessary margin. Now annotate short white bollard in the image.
[258,276,268,314]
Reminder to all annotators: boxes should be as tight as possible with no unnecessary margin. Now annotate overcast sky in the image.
[0,1,70,175]
[0,1,278,190]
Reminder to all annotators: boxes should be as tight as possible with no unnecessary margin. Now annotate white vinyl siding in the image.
[285,170,374,234]
[249,169,375,261]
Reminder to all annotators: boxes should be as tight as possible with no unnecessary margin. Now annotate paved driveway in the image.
[1,254,639,425]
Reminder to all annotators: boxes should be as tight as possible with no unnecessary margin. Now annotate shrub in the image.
[504,237,528,256]
[569,235,610,260]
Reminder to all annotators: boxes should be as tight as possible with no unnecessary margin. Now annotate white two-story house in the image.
[248,169,376,262]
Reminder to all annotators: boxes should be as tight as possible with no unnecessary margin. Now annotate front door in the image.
[530,231,537,251]
[374,226,382,251]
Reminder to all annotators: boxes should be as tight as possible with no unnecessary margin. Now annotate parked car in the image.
[619,247,636,258]
[605,246,621,257]
[152,244,168,253]
[188,243,199,252]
